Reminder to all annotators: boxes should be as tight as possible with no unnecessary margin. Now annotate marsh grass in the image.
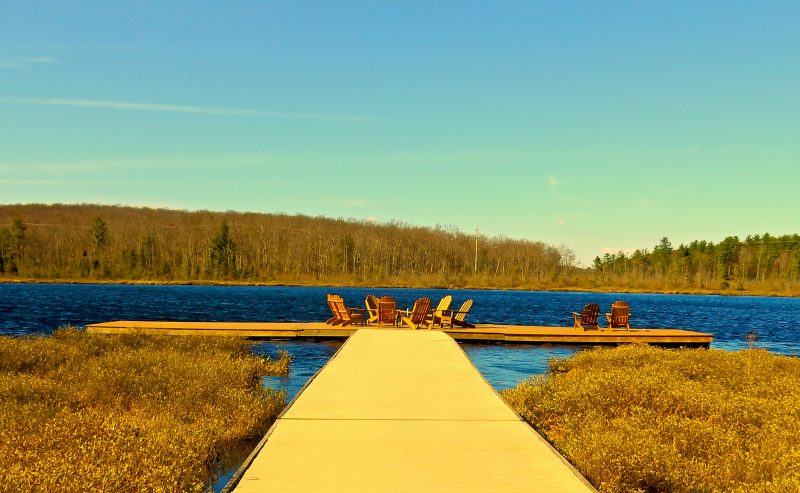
[502,345,800,493]
[0,328,290,492]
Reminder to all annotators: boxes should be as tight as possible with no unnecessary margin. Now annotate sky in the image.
[1,1,798,265]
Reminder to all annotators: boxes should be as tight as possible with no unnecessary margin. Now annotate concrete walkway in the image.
[228,329,595,492]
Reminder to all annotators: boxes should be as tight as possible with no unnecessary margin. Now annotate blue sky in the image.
[1,1,798,265]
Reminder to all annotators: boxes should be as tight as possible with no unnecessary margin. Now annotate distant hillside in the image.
[0,204,574,289]
[2,204,798,295]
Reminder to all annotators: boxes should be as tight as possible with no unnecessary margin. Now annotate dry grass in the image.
[0,328,290,492]
[502,345,800,493]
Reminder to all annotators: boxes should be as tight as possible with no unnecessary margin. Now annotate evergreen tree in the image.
[89,217,110,274]
[209,220,236,278]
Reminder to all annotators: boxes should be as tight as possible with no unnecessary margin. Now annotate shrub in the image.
[0,328,290,492]
[502,345,800,493]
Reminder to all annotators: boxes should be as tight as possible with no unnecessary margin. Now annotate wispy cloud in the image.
[0,157,272,172]
[0,178,148,186]
[0,97,379,122]
[24,56,57,64]
[0,57,58,70]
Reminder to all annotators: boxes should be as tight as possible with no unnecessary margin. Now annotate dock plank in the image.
[283,330,518,421]
[229,329,595,492]
[86,320,713,346]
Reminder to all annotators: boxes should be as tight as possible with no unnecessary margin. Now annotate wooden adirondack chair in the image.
[377,295,397,327]
[605,301,631,330]
[572,303,600,331]
[325,293,339,324]
[438,299,474,329]
[401,297,432,330]
[365,294,380,324]
[428,295,453,327]
[327,294,364,327]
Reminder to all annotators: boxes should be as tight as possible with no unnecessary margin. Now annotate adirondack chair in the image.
[327,294,364,327]
[325,293,339,324]
[377,295,397,327]
[438,299,474,329]
[365,294,380,324]
[572,303,600,331]
[401,297,432,330]
[428,295,453,327]
[605,301,631,330]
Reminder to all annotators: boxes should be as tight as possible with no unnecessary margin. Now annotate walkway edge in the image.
[219,339,351,493]
[458,339,598,492]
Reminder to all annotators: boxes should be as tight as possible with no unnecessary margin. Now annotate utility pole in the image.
[474,224,479,274]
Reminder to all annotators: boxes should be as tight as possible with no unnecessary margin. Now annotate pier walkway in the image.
[225,329,596,492]
[87,320,712,347]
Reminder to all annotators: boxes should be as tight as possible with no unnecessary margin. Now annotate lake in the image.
[3,283,799,491]
[3,282,799,391]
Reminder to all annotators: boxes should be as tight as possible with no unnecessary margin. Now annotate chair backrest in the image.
[454,299,473,323]
[609,301,630,327]
[365,294,379,317]
[326,293,339,320]
[433,295,452,313]
[377,295,396,324]
[330,294,353,322]
[407,297,432,324]
[581,303,600,325]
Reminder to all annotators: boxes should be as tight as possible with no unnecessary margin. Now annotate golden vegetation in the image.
[0,328,290,492]
[502,345,800,493]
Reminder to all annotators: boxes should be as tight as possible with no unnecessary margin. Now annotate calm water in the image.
[3,282,799,389]
[2,283,799,346]
[3,283,800,388]
[3,283,799,491]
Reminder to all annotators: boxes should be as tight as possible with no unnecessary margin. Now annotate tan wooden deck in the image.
[87,320,713,347]
[224,329,596,492]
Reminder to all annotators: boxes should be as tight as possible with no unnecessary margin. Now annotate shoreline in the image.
[1,277,796,298]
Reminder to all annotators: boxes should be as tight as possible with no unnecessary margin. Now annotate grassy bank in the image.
[0,328,290,492]
[502,345,800,492]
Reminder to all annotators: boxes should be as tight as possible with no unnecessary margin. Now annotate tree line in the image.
[0,204,573,289]
[593,235,800,294]
[2,204,798,294]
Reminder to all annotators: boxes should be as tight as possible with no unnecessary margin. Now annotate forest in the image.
[1,204,798,295]
[592,235,800,294]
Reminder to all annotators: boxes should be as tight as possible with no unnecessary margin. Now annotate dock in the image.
[87,320,713,347]
[224,329,596,492]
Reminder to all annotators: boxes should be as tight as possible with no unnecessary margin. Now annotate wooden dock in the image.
[87,320,713,347]
[224,329,597,492]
